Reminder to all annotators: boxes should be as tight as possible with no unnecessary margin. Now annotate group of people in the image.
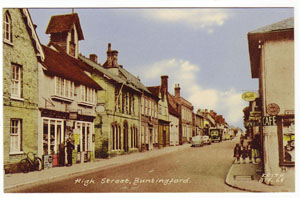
[233,134,260,164]
[58,138,75,167]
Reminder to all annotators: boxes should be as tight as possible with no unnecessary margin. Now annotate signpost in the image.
[242,92,258,101]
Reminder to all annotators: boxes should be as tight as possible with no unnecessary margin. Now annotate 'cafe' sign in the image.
[242,92,258,102]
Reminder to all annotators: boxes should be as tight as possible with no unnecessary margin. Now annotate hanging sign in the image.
[242,92,258,101]
[267,103,280,116]
[262,116,277,126]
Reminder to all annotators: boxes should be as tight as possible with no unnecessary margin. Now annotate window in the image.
[131,126,138,148]
[277,115,295,166]
[4,11,12,43]
[112,124,121,151]
[141,96,144,115]
[11,64,22,98]
[80,85,95,104]
[55,77,74,99]
[10,119,22,153]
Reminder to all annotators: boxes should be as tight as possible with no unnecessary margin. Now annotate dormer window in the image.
[69,28,76,57]
[3,11,12,44]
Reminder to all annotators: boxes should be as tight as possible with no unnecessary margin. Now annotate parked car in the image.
[191,135,204,147]
[202,136,212,145]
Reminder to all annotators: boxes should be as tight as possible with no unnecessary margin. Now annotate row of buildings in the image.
[3,9,232,173]
[243,17,294,185]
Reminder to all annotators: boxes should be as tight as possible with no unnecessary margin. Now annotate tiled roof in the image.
[147,86,160,98]
[249,17,294,34]
[45,13,84,40]
[118,67,152,95]
[41,45,102,90]
[167,92,179,116]
[79,55,141,93]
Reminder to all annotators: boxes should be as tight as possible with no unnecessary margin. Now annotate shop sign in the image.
[267,103,280,116]
[242,92,258,101]
[262,116,277,126]
[69,112,78,120]
[284,110,294,115]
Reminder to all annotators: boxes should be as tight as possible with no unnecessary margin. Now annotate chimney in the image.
[112,50,118,67]
[161,75,168,101]
[106,43,118,68]
[89,54,98,63]
[175,83,181,98]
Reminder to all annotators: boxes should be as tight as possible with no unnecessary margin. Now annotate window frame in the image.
[10,119,23,154]
[4,11,13,44]
[11,63,22,99]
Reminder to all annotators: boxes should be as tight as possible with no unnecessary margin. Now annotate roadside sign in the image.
[262,116,277,126]
[242,92,258,101]
[267,103,280,116]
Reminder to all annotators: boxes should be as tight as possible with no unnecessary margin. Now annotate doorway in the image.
[123,121,129,152]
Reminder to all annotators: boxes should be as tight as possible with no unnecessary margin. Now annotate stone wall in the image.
[3,9,39,172]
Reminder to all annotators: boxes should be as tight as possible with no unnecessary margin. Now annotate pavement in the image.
[3,143,191,192]
[225,158,295,192]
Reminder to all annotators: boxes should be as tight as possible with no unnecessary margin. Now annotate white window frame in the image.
[10,119,22,154]
[80,85,95,105]
[11,64,22,99]
[4,11,12,44]
[54,76,74,100]
[43,118,64,155]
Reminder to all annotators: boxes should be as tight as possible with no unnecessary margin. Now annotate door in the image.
[123,121,128,152]
[163,129,166,147]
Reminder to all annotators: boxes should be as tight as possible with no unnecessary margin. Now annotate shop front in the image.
[39,108,95,168]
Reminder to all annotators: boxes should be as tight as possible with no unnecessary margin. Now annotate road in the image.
[8,138,241,192]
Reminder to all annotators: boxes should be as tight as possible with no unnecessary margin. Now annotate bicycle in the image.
[18,152,43,173]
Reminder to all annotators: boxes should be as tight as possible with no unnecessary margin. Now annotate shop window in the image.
[43,119,64,155]
[277,115,295,166]
[4,11,12,44]
[10,119,22,154]
[11,63,22,99]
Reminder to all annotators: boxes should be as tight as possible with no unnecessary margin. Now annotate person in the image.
[66,139,75,166]
[246,142,252,163]
[58,142,65,166]
[241,146,248,163]
[233,143,241,163]
[252,134,260,164]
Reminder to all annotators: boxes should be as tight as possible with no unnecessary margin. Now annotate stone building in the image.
[173,84,193,144]
[38,13,103,166]
[148,76,170,148]
[141,90,159,151]
[3,8,44,173]
[167,92,180,146]
[79,45,142,157]
[195,111,205,136]
[248,17,294,185]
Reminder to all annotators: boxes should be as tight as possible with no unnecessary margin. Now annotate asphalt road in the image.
[9,138,241,192]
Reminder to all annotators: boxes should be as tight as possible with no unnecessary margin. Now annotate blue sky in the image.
[28,8,294,129]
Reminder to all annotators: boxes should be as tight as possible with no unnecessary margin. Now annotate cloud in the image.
[141,9,232,32]
[139,59,246,126]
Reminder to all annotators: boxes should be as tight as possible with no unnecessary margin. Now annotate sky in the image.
[28,7,294,129]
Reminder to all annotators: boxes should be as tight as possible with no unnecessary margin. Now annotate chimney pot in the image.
[89,54,98,63]
[175,83,181,97]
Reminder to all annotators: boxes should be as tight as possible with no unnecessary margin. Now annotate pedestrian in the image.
[59,142,65,166]
[241,146,248,163]
[66,138,75,166]
[240,135,244,147]
[233,143,241,163]
[252,134,260,164]
[246,142,252,163]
